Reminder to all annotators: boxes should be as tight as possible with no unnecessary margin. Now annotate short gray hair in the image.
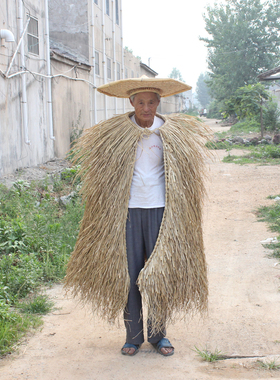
[129,93,161,103]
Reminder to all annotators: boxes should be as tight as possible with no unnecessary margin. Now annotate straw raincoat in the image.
[64,111,209,333]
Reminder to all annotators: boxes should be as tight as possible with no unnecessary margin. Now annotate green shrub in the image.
[257,199,280,258]
[60,165,81,185]
[229,118,261,135]
[0,300,41,356]
[0,166,84,356]
[206,140,232,150]
[18,294,54,315]
[0,253,43,303]
[263,100,280,132]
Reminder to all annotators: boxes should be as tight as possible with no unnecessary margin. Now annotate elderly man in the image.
[123,91,170,356]
[65,76,209,357]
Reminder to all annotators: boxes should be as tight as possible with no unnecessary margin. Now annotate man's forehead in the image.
[134,92,159,101]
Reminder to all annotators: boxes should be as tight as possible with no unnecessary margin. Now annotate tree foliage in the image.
[222,83,280,137]
[223,83,269,117]
[196,72,212,108]
[168,67,184,82]
[200,0,280,104]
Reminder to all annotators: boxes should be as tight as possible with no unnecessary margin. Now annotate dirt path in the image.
[1,120,280,379]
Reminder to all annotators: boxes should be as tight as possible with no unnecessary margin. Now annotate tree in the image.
[222,83,271,137]
[196,72,211,108]
[200,0,280,104]
[168,67,184,82]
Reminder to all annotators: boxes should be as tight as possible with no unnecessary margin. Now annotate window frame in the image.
[27,16,39,56]
[106,0,110,16]
[116,62,121,80]
[107,57,112,79]
[115,0,119,25]
[95,51,100,76]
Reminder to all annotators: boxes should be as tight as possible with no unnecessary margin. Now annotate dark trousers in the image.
[124,207,165,345]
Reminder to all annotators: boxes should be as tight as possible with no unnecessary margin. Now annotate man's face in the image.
[130,92,160,128]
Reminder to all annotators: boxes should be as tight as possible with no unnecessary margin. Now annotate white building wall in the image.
[1,0,187,175]
[0,0,55,177]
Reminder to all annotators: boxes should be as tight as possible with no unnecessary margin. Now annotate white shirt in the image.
[128,115,165,208]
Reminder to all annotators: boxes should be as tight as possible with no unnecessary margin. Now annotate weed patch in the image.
[222,145,280,165]
[0,165,84,355]
[18,294,54,315]
[194,346,225,362]
[0,301,42,356]
[257,359,280,370]
[257,198,280,258]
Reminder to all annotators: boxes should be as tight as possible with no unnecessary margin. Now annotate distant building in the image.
[258,66,280,108]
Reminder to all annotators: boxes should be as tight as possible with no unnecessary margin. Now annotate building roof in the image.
[50,40,91,69]
[140,62,158,76]
[258,65,280,81]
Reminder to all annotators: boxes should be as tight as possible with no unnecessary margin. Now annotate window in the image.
[115,0,119,25]
[27,17,39,55]
[107,57,111,79]
[117,62,120,80]
[131,70,134,78]
[94,0,98,4]
[106,0,110,15]
[95,51,100,75]
[125,67,128,79]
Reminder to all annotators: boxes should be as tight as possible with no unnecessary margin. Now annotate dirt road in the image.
[1,120,280,379]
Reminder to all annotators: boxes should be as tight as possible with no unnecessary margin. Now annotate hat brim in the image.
[97,77,192,98]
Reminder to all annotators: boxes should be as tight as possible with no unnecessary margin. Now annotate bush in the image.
[0,171,84,356]
[0,176,83,303]
[0,300,41,356]
[257,198,280,258]
[18,294,54,315]
[263,100,280,132]
[0,253,43,303]
[229,118,261,134]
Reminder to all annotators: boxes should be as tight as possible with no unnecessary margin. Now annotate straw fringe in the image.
[64,112,210,331]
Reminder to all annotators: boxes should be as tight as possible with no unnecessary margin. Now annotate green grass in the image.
[228,119,261,135]
[193,346,224,362]
[206,140,232,150]
[17,294,54,315]
[207,118,280,165]
[222,145,280,165]
[0,301,42,356]
[257,359,280,370]
[257,198,280,258]
[0,164,84,356]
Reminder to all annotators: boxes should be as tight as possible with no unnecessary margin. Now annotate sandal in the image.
[121,343,140,356]
[152,338,174,356]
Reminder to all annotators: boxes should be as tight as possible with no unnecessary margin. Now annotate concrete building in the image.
[1,0,188,177]
[0,0,55,177]
[258,66,280,108]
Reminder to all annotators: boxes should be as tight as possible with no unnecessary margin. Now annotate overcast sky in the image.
[121,0,225,90]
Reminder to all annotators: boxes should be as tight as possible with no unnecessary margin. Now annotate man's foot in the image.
[152,338,174,356]
[121,343,140,356]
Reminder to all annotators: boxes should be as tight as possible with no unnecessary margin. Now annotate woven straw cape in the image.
[64,111,210,334]
[97,75,191,98]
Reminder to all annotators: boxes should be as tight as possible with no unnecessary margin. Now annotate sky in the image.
[121,0,225,90]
